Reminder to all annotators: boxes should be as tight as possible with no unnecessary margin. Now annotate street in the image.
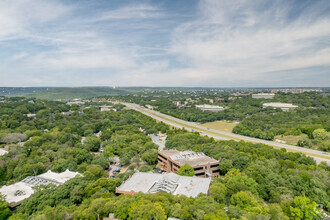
[123,102,330,165]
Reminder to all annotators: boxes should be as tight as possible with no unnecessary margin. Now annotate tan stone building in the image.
[158,150,220,177]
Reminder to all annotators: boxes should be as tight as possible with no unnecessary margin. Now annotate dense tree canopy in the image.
[0,97,328,219]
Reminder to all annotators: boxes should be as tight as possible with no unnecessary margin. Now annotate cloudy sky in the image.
[0,0,329,87]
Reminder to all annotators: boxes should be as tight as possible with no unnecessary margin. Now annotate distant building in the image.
[195,104,224,112]
[0,148,8,156]
[99,106,115,111]
[0,170,81,207]
[158,150,220,177]
[252,93,275,99]
[262,102,298,111]
[116,172,211,198]
[26,113,36,118]
[67,99,85,106]
[145,104,157,110]
[61,111,74,116]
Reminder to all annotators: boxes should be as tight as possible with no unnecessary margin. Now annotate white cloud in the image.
[93,4,164,21]
[0,0,329,87]
[0,0,70,41]
[169,0,330,85]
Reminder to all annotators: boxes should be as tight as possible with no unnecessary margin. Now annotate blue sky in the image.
[0,0,329,87]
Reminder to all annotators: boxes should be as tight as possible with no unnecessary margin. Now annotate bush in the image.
[138,165,152,172]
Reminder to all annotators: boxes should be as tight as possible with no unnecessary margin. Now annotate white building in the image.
[99,106,115,111]
[195,104,224,112]
[116,172,211,198]
[0,148,8,156]
[262,102,298,111]
[0,170,81,207]
[252,93,275,99]
[67,99,85,106]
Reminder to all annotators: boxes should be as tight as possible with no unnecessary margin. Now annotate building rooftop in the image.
[0,148,8,156]
[195,104,223,109]
[263,102,298,108]
[159,150,218,167]
[253,93,275,95]
[116,172,211,198]
[0,169,81,206]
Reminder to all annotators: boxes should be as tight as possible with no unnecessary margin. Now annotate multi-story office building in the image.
[158,150,220,177]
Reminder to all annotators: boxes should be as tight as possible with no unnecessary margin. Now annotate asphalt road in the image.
[124,102,330,165]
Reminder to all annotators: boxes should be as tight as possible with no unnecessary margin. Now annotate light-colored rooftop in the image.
[253,93,275,96]
[0,182,34,204]
[195,104,223,109]
[160,150,219,167]
[263,102,298,108]
[0,148,8,156]
[0,169,81,206]
[38,169,81,184]
[116,172,211,198]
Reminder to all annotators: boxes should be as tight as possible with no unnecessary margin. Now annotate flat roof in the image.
[0,170,81,206]
[159,150,219,167]
[117,172,211,198]
[253,93,275,95]
[263,102,298,108]
[195,105,223,109]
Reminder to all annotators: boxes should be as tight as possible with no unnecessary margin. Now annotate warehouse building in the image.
[158,150,220,177]
[116,172,211,198]
[262,102,298,111]
[0,170,81,207]
[195,104,224,112]
[252,93,275,99]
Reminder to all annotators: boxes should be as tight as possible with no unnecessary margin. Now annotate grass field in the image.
[274,134,307,145]
[198,121,238,133]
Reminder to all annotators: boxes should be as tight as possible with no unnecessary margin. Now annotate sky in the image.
[0,0,329,87]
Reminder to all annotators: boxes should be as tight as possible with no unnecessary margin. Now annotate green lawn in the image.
[274,134,308,146]
[198,121,238,133]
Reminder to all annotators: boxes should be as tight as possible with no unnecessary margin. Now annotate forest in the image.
[0,97,329,219]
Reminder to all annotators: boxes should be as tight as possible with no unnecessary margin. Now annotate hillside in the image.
[22,87,133,100]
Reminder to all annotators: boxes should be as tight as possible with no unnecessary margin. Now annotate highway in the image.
[123,102,330,165]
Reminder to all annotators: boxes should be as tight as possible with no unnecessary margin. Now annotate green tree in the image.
[128,200,167,220]
[209,183,227,203]
[139,165,152,172]
[0,198,11,220]
[312,129,328,140]
[223,169,258,196]
[84,136,101,152]
[176,164,195,176]
[219,159,233,175]
[141,149,158,165]
[289,196,321,220]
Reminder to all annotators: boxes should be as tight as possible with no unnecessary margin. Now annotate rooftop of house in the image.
[116,172,211,198]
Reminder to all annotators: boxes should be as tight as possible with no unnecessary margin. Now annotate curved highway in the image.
[124,102,330,165]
